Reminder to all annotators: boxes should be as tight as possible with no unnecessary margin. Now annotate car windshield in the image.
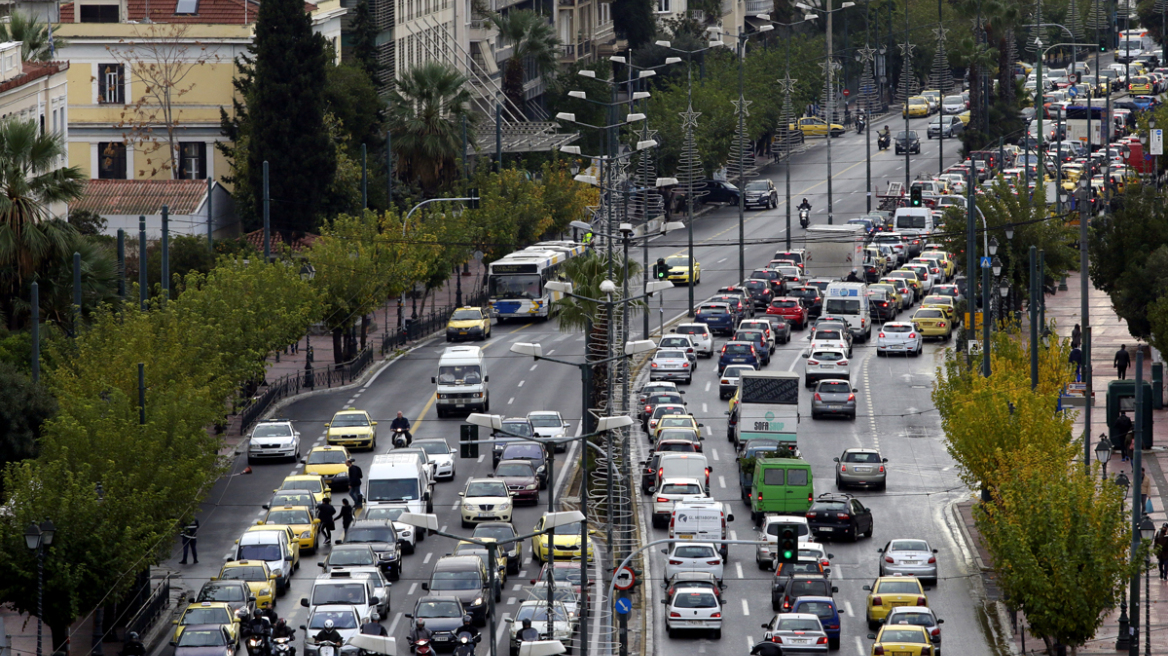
[363,506,406,521]
[652,406,685,418]
[661,337,691,348]
[818,382,851,393]
[657,350,685,360]
[489,274,542,300]
[665,256,691,267]
[500,422,533,437]
[673,592,718,608]
[659,418,693,428]
[674,545,716,559]
[308,450,347,465]
[466,481,509,497]
[516,605,568,622]
[656,441,696,452]
[745,181,770,191]
[366,479,420,502]
[501,444,542,460]
[657,429,696,441]
[270,492,313,506]
[329,548,376,566]
[877,580,921,594]
[889,612,936,627]
[844,451,882,463]
[798,601,836,618]
[890,540,930,551]
[182,608,231,625]
[697,306,727,315]
[811,351,844,361]
[527,587,576,604]
[266,509,311,525]
[723,366,753,379]
[417,441,450,456]
[495,462,535,477]
[543,521,583,535]
[778,618,823,632]
[438,365,483,385]
[416,601,463,618]
[814,329,843,341]
[238,545,282,561]
[736,332,763,343]
[916,309,943,319]
[309,610,359,630]
[724,344,752,354]
[528,415,562,427]
[430,571,481,590]
[253,424,293,438]
[177,630,228,648]
[221,566,266,581]
[880,629,927,643]
[745,281,768,291]
[772,299,799,308]
[331,414,369,427]
[661,482,703,494]
[884,324,912,333]
[473,525,517,541]
[312,584,366,605]
[896,131,917,139]
[944,95,963,104]
[649,395,683,405]
[198,585,245,603]
[451,309,482,321]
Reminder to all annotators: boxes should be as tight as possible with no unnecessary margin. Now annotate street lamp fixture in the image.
[1095,436,1113,463]
[988,236,999,256]
[1117,471,1131,494]
[992,256,1003,277]
[1140,515,1156,540]
[999,280,1009,297]
[299,262,316,281]
[1005,226,1015,240]
[26,519,55,656]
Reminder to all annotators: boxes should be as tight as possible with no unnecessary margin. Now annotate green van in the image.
[750,458,814,523]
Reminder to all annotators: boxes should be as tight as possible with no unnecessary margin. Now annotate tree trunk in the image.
[360,315,368,350]
[332,327,344,364]
[503,60,525,120]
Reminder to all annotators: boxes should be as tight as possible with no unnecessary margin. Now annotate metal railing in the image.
[124,575,171,640]
[380,285,490,354]
[238,347,376,435]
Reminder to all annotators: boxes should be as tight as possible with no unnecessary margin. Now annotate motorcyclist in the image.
[242,609,273,656]
[314,620,344,651]
[361,612,389,636]
[797,198,812,213]
[273,619,297,641]
[879,125,891,140]
[516,619,541,643]
[455,615,480,642]
[407,619,433,650]
[120,632,146,656]
[845,270,862,283]
[390,411,412,445]
[749,639,786,656]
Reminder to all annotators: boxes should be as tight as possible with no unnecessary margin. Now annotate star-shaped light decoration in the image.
[898,41,916,58]
[731,97,753,118]
[679,104,702,130]
[636,124,659,143]
[970,15,986,31]
[856,45,877,63]
[933,26,949,43]
[819,59,842,74]
[776,75,798,95]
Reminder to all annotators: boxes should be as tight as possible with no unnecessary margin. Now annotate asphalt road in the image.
[165,108,996,656]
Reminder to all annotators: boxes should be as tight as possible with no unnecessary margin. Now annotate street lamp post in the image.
[1140,515,1155,656]
[733,25,774,282]
[772,15,816,249]
[1117,471,1132,650]
[24,520,56,656]
[1095,436,1114,479]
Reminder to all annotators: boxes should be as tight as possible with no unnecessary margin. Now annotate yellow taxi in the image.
[1129,76,1153,94]
[869,283,905,312]
[303,446,351,488]
[172,601,239,643]
[276,474,329,505]
[531,512,595,563]
[260,505,321,554]
[920,251,954,278]
[789,116,845,138]
[956,109,971,125]
[664,255,701,285]
[920,89,941,113]
[215,560,278,609]
[919,295,956,322]
[864,575,928,629]
[903,96,930,118]
[651,414,702,441]
[868,624,934,656]
[911,307,952,341]
[446,306,492,342]
[325,408,377,450]
[889,269,924,296]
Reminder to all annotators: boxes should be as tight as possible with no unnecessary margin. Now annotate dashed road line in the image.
[408,583,418,595]
[718,475,726,488]
[741,599,750,615]
[423,552,433,564]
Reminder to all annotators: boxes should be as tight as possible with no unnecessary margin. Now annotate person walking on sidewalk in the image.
[1156,524,1168,580]
[1114,411,1134,461]
[317,497,336,545]
[179,517,199,564]
[339,498,354,540]
[1069,346,1084,381]
[1116,344,1131,380]
[1071,323,1082,350]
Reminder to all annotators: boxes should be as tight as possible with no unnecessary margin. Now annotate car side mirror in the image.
[262,504,269,510]
[883,458,889,463]
[876,548,884,553]
[661,549,669,554]
[831,586,838,593]
[421,583,429,591]
[853,388,859,393]
[169,643,177,648]
[862,585,872,591]
[484,375,490,382]
[801,352,809,358]
[833,457,840,463]
[867,634,876,640]
[370,597,380,605]
[324,423,330,428]
[933,548,939,553]
[300,598,309,608]
[937,619,945,624]
[660,598,669,605]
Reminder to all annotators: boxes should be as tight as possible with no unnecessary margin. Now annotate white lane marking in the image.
[711,448,720,461]
[441,525,448,533]
[387,612,403,637]
[702,402,708,414]
[517,380,525,387]
[745,637,754,651]
[423,552,433,564]
[478,455,485,463]
[258,509,267,516]
[408,583,418,595]
[508,397,515,405]
[495,613,512,647]
[855,636,865,654]
[735,562,744,579]
[451,502,460,511]
[741,598,751,616]
[507,597,516,605]
[519,570,527,578]
[512,583,522,591]
[730,530,737,540]
[555,334,570,342]
[530,364,539,371]
[718,476,726,488]
[547,350,555,355]
[705,381,711,392]
[223,551,233,560]
[845,600,854,617]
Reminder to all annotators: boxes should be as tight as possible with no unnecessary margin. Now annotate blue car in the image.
[718,341,760,375]
[791,596,842,650]
[695,302,736,336]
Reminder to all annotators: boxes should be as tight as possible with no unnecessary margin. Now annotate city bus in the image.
[486,241,586,321]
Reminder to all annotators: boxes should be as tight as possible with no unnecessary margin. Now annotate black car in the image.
[497,441,549,488]
[699,179,741,205]
[770,561,830,610]
[743,179,778,209]
[471,522,523,575]
[406,596,466,648]
[750,269,788,297]
[868,293,897,322]
[491,418,535,466]
[759,315,792,344]
[806,493,874,542]
[788,286,823,320]
[773,573,838,613]
[711,292,753,321]
[343,519,402,578]
[743,279,774,309]
[894,130,921,155]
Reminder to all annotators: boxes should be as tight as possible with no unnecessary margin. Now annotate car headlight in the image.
[472,597,484,606]
[439,394,448,399]
[499,502,511,510]
[400,530,412,538]
[272,568,284,577]
[526,483,538,490]
[300,531,311,539]
[260,588,271,597]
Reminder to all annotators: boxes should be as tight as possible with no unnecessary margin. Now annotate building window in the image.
[98,64,124,104]
[599,2,611,23]
[98,142,127,179]
[655,0,669,11]
[177,142,206,180]
[175,0,199,14]
[79,4,120,21]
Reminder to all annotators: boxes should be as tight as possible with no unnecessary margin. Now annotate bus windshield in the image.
[489,275,542,300]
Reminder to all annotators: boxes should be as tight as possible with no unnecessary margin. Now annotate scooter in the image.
[272,637,295,656]
[392,427,409,449]
[856,116,866,134]
[411,639,433,656]
[799,208,810,229]
[452,635,478,656]
[317,642,341,656]
[246,636,271,656]
[877,133,891,150]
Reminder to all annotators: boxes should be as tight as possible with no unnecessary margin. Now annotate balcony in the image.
[744,0,772,13]
[559,40,593,62]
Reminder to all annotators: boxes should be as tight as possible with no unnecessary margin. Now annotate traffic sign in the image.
[1152,129,1164,156]
[843,89,851,97]
[613,566,636,591]
[968,339,981,355]
[614,597,632,615]
[980,256,992,268]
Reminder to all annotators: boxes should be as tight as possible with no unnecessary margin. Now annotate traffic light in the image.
[777,526,798,564]
[655,258,668,280]
[910,186,923,207]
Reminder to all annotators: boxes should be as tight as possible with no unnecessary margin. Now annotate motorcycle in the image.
[452,635,478,656]
[272,637,295,656]
[877,133,890,150]
[317,642,341,656]
[246,636,271,656]
[799,208,810,229]
[411,639,433,656]
[392,427,410,448]
[856,116,866,134]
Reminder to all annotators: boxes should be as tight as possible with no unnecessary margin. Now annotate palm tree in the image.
[1,12,66,62]
[385,62,475,193]
[0,119,87,327]
[553,249,643,415]
[489,10,561,116]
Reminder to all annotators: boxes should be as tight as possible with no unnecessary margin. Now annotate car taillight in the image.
[682,362,690,368]
[879,332,885,338]
[756,491,763,500]
[645,405,652,413]
[821,558,830,566]
[837,513,851,520]
[668,559,683,565]
[909,333,916,338]
[657,497,669,503]
[873,646,885,656]
[872,596,883,606]
[658,467,663,478]
[817,637,828,645]
[707,560,721,565]
[837,360,848,365]
[847,393,855,402]
[884,556,895,563]
[928,556,937,564]
[771,636,782,644]
[710,612,721,618]
[808,492,813,503]
[669,612,681,617]
[721,345,728,353]
[806,511,816,518]
[917,596,927,605]
[651,363,658,368]
[808,359,819,365]
[814,393,822,402]
[721,379,729,385]
[931,628,941,637]
[879,465,885,473]
[839,465,847,472]
[921,646,932,656]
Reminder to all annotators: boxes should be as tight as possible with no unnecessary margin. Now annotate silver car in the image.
[762,613,829,654]
[834,448,887,490]
[878,538,938,585]
[810,379,856,420]
[650,349,693,384]
[659,335,699,367]
[719,364,756,400]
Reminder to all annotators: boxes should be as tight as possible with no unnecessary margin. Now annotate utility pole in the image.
[1030,246,1039,389]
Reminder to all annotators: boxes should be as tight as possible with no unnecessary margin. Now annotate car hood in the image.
[328,426,373,435]
[419,617,464,633]
[447,319,485,329]
[500,474,538,487]
[463,495,511,505]
[175,646,230,656]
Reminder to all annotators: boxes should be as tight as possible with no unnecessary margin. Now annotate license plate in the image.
[821,364,833,368]
[855,467,871,473]
[828,405,842,409]
[477,513,494,519]
[890,602,909,607]
[819,527,833,531]
[893,652,913,656]
[679,534,694,540]
[456,403,465,407]
[678,621,706,627]
[789,639,810,645]
[459,331,467,335]
[902,560,919,565]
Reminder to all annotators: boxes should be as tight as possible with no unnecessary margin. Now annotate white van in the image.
[892,207,934,254]
[670,499,735,558]
[433,346,489,418]
[823,281,872,342]
[366,454,434,519]
[657,453,711,492]
[302,571,380,624]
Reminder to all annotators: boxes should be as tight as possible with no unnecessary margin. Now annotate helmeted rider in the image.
[242,609,273,656]
[797,198,812,212]
[879,125,891,140]
[273,619,296,641]
[314,620,344,648]
[455,615,480,642]
[361,612,389,636]
[845,270,862,283]
[120,632,146,656]
[407,619,433,650]
[516,619,541,643]
[390,411,412,445]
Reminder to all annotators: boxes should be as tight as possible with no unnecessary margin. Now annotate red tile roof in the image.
[0,61,68,95]
[60,0,317,24]
[73,179,210,215]
[244,229,319,252]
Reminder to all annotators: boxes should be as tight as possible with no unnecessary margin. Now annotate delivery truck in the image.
[801,224,867,280]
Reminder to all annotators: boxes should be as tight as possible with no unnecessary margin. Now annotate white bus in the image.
[486,241,585,321]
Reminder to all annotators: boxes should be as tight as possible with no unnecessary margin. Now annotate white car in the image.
[651,477,710,529]
[799,541,833,569]
[659,334,700,367]
[806,324,852,357]
[756,516,812,569]
[803,349,850,388]
[663,542,724,582]
[763,613,829,653]
[414,439,457,480]
[878,538,939,585]
[941,94,965,114]
[665,585,723,639]
[777,265,804,287]
[248,419,300,464]
[528,411,570,453]
[719,364,756,400]
[361,505,419,553]
[674,323,714,357]
[876,322,923,357]
[459,478,513,528]
[507,601,574,656]
[303,605,361,656]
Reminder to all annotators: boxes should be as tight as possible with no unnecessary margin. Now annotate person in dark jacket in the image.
[1071,323,1082,350]
[750,639,785,656]
[360,612,388,636]
[1155,524,1168,580]
[1116,344,1131,380]
[1114,411,1134,461]
[121,632,146,656]
[347,459,364,508]
[338,498,354,540]
[317,497,336,544]
[179,517,199,564]
[1069,347,1084,381]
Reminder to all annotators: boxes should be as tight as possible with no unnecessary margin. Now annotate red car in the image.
[493,459,541,504]
[767,297,808,330]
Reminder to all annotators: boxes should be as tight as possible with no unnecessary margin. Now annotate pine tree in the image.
[1026,1,1045,54]
[929,27,954,94]
[676,103,706,210]
[725,97,756,191]
[1086,0,1107,37]
[777,74,801,161]
[247,0,336,237]
[611,0,655,50]
[1065,0,1086,42]
[350,0,381,85]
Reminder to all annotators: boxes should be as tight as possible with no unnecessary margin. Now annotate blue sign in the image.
[980,256,992,268]
[614,597,632,615]
[831,288,859,296]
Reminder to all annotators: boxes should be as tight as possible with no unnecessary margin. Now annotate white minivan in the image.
[366,453,434,520]
[433,346,489,418]
[670,499,735,558]
[657,453,711,492]
[823,281,872,342]
[892,207,934,255]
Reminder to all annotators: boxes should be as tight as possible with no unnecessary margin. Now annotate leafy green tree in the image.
[30,231,120,330]
[350,0,381,82]
[0,362,56,471]
[611,0,655,49]
[539,161,598,235]
[67,210,107,237]
[488,10,560,116]
[0,120,86,329]
[1089,186,1168,343]
[385,62,474,193]
[325,62,385,158]
[218,50,258,229]
[247,0,336,236]
[146,235,216,295]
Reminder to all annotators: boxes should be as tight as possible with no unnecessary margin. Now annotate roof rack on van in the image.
[330,571,353,578]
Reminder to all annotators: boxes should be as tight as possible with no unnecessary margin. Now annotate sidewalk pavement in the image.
[957,269,1168,654]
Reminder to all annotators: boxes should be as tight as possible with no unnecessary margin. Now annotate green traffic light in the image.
[782,550,793,559]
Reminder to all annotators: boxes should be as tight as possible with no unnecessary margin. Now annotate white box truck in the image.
[801,224,866,280]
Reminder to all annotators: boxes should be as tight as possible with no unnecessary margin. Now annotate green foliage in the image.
[1089,186,1168,345]
[247,0,335,236]
[146,235,216,296]
[349,0,381,83]
[611,0,655,49]
[324,63,385,159]
[488,10,560,114]
[218,50,257,229]
[544,60,612,154]
[0,12,65,62]
[67,210,107,237]
[0,362,56,471]
[28,231,120,330]
[385,62,474,194]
